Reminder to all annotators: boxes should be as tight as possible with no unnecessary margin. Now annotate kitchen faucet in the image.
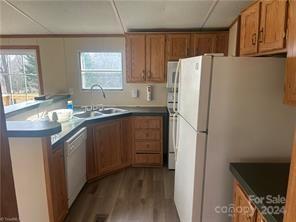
[90,84,106,111]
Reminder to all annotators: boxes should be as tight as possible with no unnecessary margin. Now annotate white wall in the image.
[0,37,167,107]
[228,20,238,57]
[63,37,167,106]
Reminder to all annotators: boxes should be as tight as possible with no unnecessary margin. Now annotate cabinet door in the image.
[233,182,256,222]
[51,147,68,222]
[146,34,166,82]
[216,32,229,55]
[86,126,97,180]
[284,0,296,105]
[191,33,216,56]
[95,120,122,175]
[166,34,191,61]
[256,212,267,222]
[121,118,133,167]
[240,1,260,55]
[284,131,296,222]
[126,34,146,82]
[259,0,288,52]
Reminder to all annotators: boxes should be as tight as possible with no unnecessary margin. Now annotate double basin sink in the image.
[74,108,127,119]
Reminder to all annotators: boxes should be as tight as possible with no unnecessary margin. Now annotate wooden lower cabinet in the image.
[284,131,296,222]
[94,120,122,175]
[256,212,267,222]
[132,116,163,167]
[50,145,68,222]
[86,118,134,179]
[233,181,256,222]
[120,117,133,167]
[85,116,164,178]
[134,153,162,165]
[86,126,97,180]
[233,181,267,222]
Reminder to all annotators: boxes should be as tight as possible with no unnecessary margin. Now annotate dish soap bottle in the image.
[67,100,73,110]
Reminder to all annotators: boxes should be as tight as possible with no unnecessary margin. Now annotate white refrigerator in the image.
[173,56,296,222]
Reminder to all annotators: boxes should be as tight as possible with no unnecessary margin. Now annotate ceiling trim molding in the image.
[111,0,126,33]
[0,34,125,38]
[3,0,53,34]
[201,0,220,29]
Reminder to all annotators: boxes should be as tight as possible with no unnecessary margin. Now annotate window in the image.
[0,48,41,106]
[80,52,123,90]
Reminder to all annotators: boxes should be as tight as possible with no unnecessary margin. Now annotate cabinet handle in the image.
[252,33,257,45]
[259,28,264,43]
[142,70,145,80]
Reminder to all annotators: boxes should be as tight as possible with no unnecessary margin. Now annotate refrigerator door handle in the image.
[172,113,179,162]
[173,59,181,113]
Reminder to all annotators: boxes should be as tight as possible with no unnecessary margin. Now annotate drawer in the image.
[134,129,161,140]
[134,117,162,129]
[135,141,161,153]
[134,153,161,165]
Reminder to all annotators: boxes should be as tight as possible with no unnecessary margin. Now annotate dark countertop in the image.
[6,106,168,148]
[230,163,290,222]
[7,120,62,137]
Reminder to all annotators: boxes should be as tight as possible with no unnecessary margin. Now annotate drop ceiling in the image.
[0,0,251,35]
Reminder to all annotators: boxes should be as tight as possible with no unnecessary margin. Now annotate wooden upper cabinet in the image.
[258,0,288,52]
[284,0,296,105]
[94,120,122,175]
[240,1,260,55]
[126,34,146,82]
[166,33,191,61]
[50,146,68,222]
[216,32,229,56]
[146,34,166,82]
[191,33,216,56]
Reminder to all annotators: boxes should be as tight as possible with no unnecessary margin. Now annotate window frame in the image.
[0,45,44,106]
[78,51,124,91]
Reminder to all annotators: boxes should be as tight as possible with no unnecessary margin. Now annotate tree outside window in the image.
[80,52,123,90]
[0,49,41,106]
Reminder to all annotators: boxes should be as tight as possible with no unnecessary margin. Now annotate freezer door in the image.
[178,56,212,131]
[174,116,207,222]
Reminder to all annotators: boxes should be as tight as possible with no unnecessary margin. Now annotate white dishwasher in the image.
[64,127,87,207]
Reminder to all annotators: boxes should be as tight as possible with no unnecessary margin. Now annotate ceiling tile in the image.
[0,1,50,34]
[204,0,251,28]
[8,0,123,34]
[115,0,216,30]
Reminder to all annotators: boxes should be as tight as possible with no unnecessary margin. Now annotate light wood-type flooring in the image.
[65,167,180,222]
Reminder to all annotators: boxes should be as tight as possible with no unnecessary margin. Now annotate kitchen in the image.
[0,1,296,222]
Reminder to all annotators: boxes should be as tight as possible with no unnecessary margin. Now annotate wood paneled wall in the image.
[0,86,19,220]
